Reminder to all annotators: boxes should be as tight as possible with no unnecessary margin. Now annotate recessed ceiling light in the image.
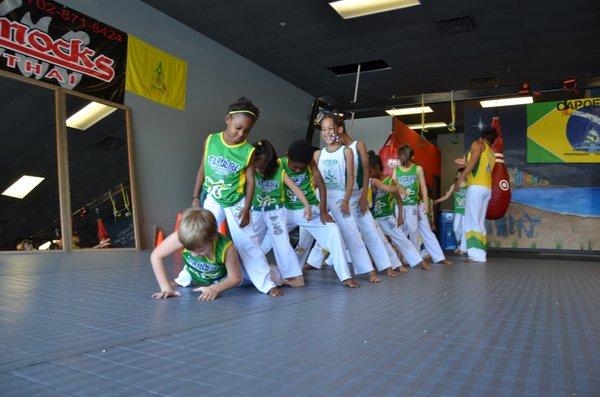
[2,175,45,199]
[38,241,52,250]
[408,122,448,130]
[329,0,420,19]
[480,96,533,108]
[386,106,433,116]
[66,101,117,130]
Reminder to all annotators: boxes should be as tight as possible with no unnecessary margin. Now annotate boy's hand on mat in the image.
[304,206,313,221]
[152,289,181,299]
[194,286,219,301]
[238,208,251,228]
[320,212,334,224]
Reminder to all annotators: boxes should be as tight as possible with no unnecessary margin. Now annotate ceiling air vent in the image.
[471,77,499,89]
[437,16,475,35]
[327,59,390,76]
[94,137,125,151]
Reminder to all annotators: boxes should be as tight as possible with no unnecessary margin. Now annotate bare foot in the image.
[368,270,381,283]
[343,278,360,288]
[420,261,432,271]
[268,287,284,297]
[439,259,453,265]
[285,276,305,288]
[397,266,409,273]
[303,263,317,271]
[386,268,398,277]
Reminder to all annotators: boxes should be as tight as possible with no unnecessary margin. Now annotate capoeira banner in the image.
[527,98,600,163]
[0,0,127,103]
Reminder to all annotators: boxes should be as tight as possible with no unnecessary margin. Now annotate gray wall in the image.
[436,132,465,210]
[346,116,392,152]
[57,0,313,247]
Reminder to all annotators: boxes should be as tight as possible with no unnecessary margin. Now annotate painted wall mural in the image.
[465,107,600,252]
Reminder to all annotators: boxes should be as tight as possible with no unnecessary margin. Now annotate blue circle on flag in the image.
[566,105,600,152]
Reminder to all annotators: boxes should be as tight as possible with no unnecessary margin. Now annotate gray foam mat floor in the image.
[0,251,599,396]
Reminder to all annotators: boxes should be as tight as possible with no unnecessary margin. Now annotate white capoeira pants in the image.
[402,203,446,263]
[453,213,466,252]
[464,185,492,262]
[262,205,352,282]
[301,196,375,275]
[374,221,403,269]
[376,215,424,267]
[348,192,394,271]
[203,195,276,294]
[307,218,402,271]
[252,207,302,279]
[307,192,394,271]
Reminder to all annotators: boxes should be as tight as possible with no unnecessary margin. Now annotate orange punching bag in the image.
[486,116,512,220]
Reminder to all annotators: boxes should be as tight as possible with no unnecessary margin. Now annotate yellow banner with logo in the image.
[125,35,187,111]
[527,98,600,163]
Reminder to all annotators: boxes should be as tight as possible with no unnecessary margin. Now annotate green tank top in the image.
[202,132,255,207]
[372,176,396,219]
[182,234,232,284]
[252,164,285,211]
[453,186,467,215]
[280,157,319,210]
[395,164,419,205]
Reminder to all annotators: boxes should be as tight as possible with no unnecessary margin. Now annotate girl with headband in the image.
[191,96,283,297]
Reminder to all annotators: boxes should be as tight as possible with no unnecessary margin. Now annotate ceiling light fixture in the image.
[66,101,117,130]
[480,96,533,108]
[38,241,52,250]
[408,122,447,130]
[386,106,433,116]
[2,175,45,199]
[329,0,420,19]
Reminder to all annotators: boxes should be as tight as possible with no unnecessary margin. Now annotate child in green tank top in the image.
[190,97,283,297]
[434,168,467,254]
[252,140,312,288]
[368,151,429,270]
[150,208,243,302]
[393,144,451,267]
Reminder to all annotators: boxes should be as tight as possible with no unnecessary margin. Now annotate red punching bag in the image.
[379,132,402,177]
[486,116,512,220]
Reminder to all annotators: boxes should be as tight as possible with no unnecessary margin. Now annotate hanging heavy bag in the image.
[486,116,512,220]
[379,132,402,177]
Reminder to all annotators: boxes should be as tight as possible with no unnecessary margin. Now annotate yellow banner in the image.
[527,98,600,163]
[125,35,187,111]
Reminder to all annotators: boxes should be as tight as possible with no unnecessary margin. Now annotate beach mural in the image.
[464,106,600,251]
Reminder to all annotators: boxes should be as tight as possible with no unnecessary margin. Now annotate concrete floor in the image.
[0,250,598,396]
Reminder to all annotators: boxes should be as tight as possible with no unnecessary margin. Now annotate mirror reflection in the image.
[66,94,135,249]
[0,76,63,251]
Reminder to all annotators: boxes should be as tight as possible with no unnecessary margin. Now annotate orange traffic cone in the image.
[174,212,182,231]
[154,228,164,247]
[97,218,111,248]
[219,221,228,236]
